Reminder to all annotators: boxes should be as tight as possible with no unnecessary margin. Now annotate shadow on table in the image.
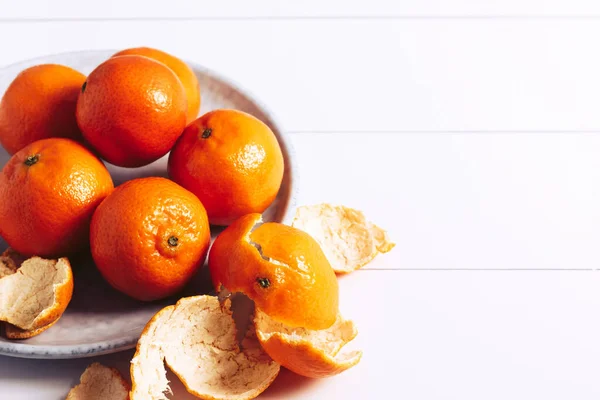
[260,367,320,398]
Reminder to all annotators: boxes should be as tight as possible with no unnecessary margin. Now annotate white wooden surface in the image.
[2,0,600,18]
[1,1,600,399]
[5,20,600,131]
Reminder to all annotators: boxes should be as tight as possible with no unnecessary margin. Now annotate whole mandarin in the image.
[90,177,210,301]
[112,47,200,123]
[76,55,187,168]
[168,109,284,226]
[0,138,114,257]
[0,64,85,154]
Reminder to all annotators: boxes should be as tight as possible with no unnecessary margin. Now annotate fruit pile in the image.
[0,48,393,399]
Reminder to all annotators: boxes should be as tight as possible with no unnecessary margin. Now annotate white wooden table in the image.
[2,1,600,399]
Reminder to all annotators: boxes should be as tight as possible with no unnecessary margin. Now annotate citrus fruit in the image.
[208,213,339,330]
[168,109,284,226]
[255,310,362,378]
[0,138,114,257]
[112,47,200,123]
[131,296,279,400]
[76,55,187,168]
[0,64,85,154]
[90,177,210,301]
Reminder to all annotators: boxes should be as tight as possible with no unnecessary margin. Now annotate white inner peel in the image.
[130,296,279,400]
[67,363,129,400]
[0,256,71,330]
[292,204,395,273]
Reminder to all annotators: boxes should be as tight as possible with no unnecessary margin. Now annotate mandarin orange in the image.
[0,64,85,155]
[112,47,200,123]
[168,109,284,226]
[0,138,113,257]
[90,177,210,301]
[76,55,187,168]
[208,213,339,330]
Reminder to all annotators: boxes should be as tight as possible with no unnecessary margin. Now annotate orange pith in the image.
[90,177,210,301]
[0,138,114,257]
[0,64,86,155]
[168,109,284,226]
[112,47,201,123]
[208,213,339,330]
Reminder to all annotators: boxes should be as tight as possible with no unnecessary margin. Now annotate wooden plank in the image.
[291,132,600,270]
[1,20,600,131]
[1,0,600,19]
[1,270,599,399]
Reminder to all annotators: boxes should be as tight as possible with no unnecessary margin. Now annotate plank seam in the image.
[286,130,600,135]
[4,16,600,23]
[355,268,594,271]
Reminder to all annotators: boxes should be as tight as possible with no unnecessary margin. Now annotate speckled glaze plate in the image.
[0,50,297,359]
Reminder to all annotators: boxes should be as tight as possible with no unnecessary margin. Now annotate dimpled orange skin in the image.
[76,55,187,168]
[112,47,201,123]
[0,138,114,257]
[90,177,211,301]
[209,213,339,330]
[0,64,86,155]
[168,109,284,226]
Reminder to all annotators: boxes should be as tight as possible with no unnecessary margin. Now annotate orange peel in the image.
[209,213,339,330]
[67,363,130,400]
[292,204,395,273]
[130,295,279,400]
[3,318,60,340]
[255,310,362,378]
[0,250,73,331]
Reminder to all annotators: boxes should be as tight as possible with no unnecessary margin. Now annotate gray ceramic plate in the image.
[0,50,297,359]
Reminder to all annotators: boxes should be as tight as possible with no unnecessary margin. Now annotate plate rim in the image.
[0,49,298,359]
